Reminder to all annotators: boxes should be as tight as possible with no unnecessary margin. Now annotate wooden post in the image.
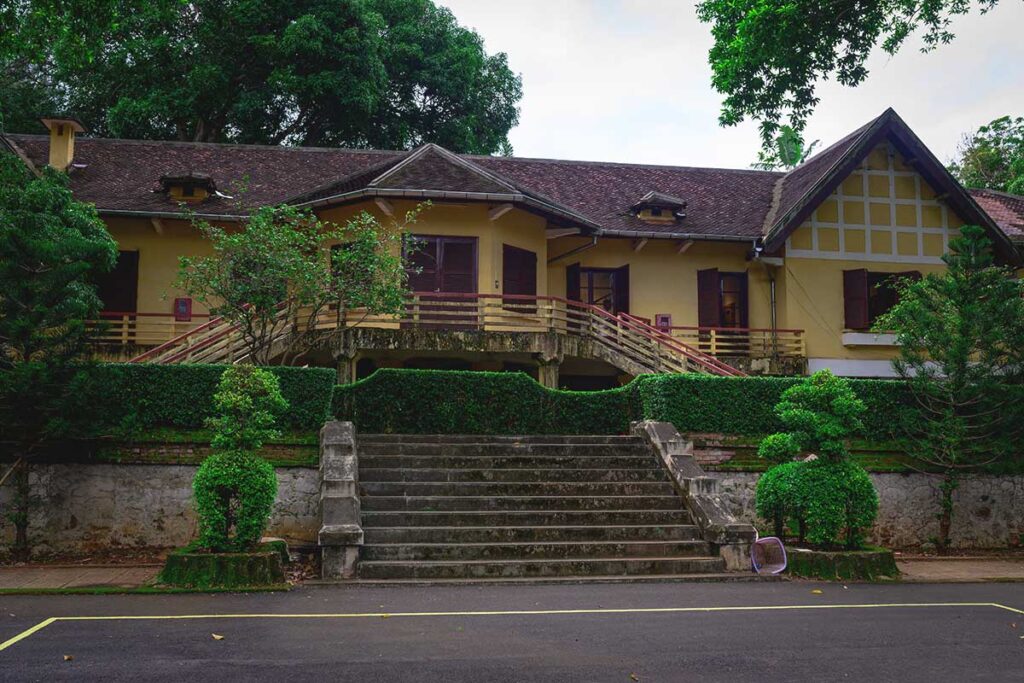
[121,314,130,345]
[709,328,718,357]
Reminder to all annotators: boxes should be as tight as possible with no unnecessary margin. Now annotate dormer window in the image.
[158,172,217,203]
[631,191,687,223]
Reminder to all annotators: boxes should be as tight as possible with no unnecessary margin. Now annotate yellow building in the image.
[4,109,1022,386]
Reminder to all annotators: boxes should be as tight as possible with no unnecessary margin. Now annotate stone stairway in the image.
[354,434,729,582]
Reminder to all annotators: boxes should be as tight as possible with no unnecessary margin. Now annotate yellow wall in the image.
[104,216,217,317]
[780,143,964,362]
[317,200,549,297]
[546,237,773,329]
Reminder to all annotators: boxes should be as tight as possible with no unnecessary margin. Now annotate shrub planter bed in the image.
[158,543,287,589]
[786,546,899,581]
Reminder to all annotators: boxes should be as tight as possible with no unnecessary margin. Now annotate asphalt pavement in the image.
[1,581,1022,681]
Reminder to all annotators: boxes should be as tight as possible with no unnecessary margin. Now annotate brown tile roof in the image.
[2,113,1018,257]
[969,189,1024,240]
[3,134,400,217]
[472,155,781,239]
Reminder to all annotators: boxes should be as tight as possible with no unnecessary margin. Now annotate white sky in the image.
[440,0,1024,169]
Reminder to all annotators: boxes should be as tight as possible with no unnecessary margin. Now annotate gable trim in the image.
[763,109,1020,264]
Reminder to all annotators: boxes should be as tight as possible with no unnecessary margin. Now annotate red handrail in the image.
[98,311,211,319]
[128,292,746,376]
[667,324,803,334]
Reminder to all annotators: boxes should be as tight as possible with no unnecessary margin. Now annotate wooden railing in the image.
[87,312,211,347]
[665,326,805,359]
[128,293,758,376]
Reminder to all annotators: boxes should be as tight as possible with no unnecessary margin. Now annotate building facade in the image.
[4,109,1022,387]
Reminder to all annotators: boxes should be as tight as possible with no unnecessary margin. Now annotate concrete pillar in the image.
[318,421,363,580]
[536,355,561,389]
[335,352,358,385]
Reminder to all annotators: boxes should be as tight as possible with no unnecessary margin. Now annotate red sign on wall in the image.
[173,297,192,321]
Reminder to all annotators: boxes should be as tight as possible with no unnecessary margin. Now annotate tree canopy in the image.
[0,150,117,558]
[875,225,1024,550]
[0,0,522,154]
[697,0,1003,147]
[949,115,1024,194]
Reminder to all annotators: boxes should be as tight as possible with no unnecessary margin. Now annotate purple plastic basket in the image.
[751,534,787,574]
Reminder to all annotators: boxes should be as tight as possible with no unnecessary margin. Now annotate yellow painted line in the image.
[0,618,57,652]
[43,601,1015,621]
[1,602,1015,652]
[992,603,1024,615]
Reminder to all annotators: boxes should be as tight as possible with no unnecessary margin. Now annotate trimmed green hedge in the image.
[333,368,637,435]
[634,374,914,438]
[70,363,336,436]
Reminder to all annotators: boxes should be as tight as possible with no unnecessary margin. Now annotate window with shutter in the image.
[503,244,537,313]
[697,268,721,328]
[612,265,630,314]
[843,269,869,330]
[566,263,581,302]
[97,251,139,313]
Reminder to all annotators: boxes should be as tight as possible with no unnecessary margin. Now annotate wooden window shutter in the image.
[843,269,869,330]
[697,268,721,328]
[566,262,581,301]
[738,272,749,328]
[502,245,537,296]
[613,265,630,314]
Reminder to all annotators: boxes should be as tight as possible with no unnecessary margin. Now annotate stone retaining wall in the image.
[0,463,320,553]
[3,462,1022,553]
[714,471,1024,549]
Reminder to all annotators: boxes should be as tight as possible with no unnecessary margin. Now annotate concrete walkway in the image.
[2,557,1023,589]
[897,558,1024,582]
[0,565,160,590]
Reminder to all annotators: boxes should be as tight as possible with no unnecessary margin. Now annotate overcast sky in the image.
[440,0,1024,169]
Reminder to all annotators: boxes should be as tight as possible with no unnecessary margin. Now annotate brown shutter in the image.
[96,250,139,313]
[566,262,581,301]
[697,268,720,328]
[738,272,749,328]
[612,265,630,314]
[502,245,537,296]
[843,269,869,330]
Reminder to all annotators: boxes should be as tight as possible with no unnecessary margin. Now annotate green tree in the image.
[949,116,1024,194]
[755,370,878,549]
[0,152,117,559]
[751,125,821,170]
[175,204,422,365]
[697,0,1003,147]
[773,369,866,462]
[193,366,286,552]
[1,0,522,154]
[875,225,1024,552]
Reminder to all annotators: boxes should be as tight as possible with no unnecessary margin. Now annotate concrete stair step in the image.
[360,435,644,446]
[358,443,651,457]
[362,524,702,544]
[357,556,727,580]
[345,573,769,585]
[360,455,657,470]
[359,467,670,483]
[361,509,693,527]
[361,540,713,561]
[360,495,685,512]
[359,481,676,497]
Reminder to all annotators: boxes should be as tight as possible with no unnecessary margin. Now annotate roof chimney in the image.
[39,117,86,172]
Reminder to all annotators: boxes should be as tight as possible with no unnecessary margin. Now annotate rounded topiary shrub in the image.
[793,460,878,549]
[755,461,804,538]
[193,451,278,552]
[757,432,800,465]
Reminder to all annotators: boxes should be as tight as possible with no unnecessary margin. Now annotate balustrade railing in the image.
[125,292,802,374]
[87,312,210,347]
